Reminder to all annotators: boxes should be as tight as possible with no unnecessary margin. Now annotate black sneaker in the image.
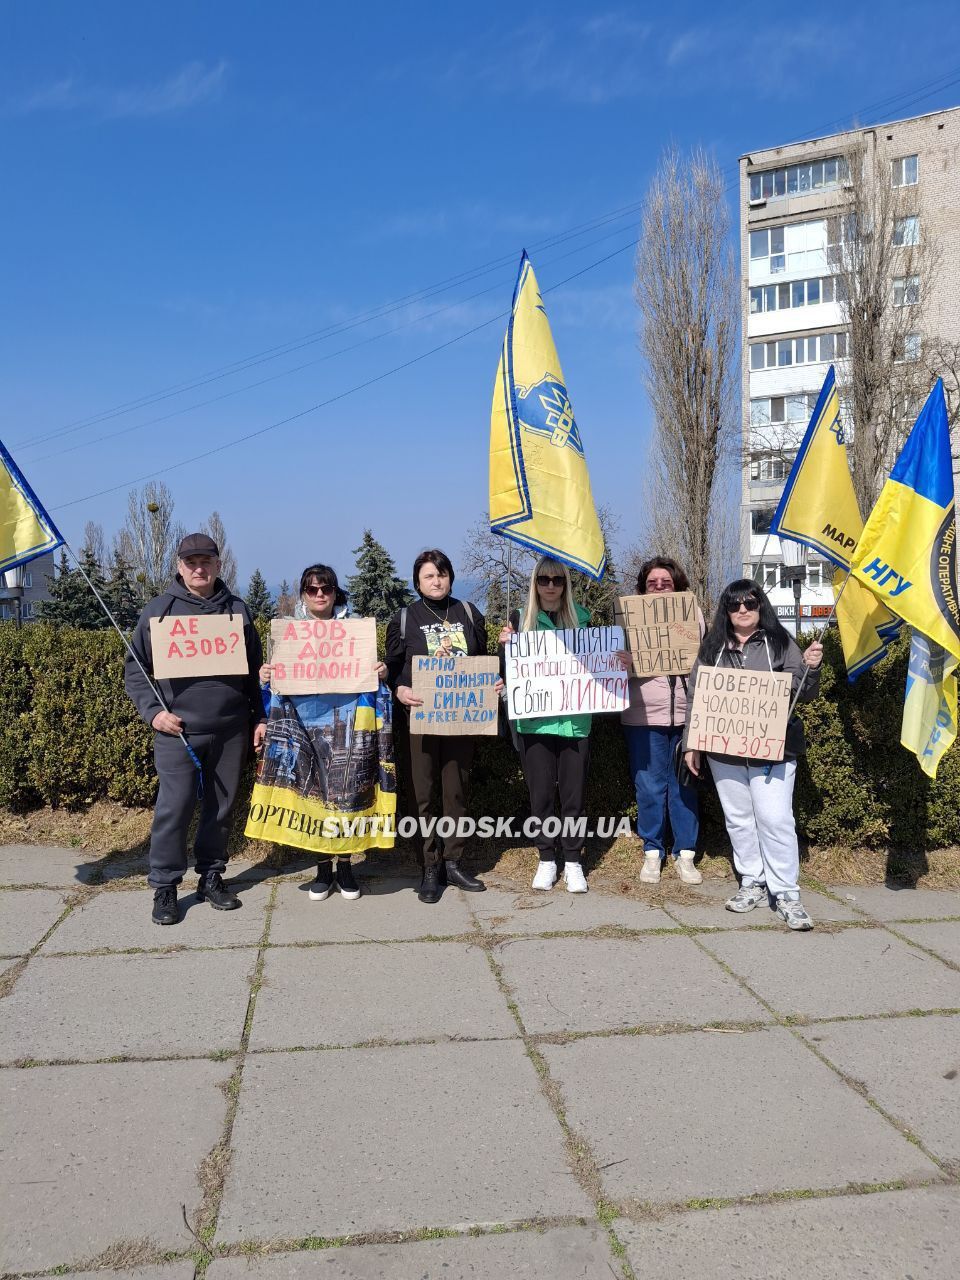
[152,886,179,925]
[197,871,241,911]
[336,860,361,900]
[308,862,335,901]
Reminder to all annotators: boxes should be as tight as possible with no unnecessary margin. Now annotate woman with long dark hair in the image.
[683,579,823,930]
[620,556,704,886]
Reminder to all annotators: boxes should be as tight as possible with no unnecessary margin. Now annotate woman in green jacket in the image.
[499,557,593,893]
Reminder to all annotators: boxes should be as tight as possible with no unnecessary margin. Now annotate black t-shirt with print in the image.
[385,596,488,689]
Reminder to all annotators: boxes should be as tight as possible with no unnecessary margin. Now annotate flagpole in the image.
[65,544,204,785]
[783,569,849,722]
[505,543,513,623]
[751,532,773,585]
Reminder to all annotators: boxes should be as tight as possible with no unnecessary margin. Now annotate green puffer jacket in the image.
[514,602,593,739]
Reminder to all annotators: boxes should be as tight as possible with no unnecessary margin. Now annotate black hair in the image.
[298,564,347,609]
[635,556,690,594]
[698,578,792,664]
[413,548,455,593]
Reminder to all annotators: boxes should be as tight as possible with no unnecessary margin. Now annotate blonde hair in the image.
[521,557,579,630]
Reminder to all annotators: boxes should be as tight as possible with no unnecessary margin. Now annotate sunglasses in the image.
[537,574,565,588]
[304,583,335,597]
[728,598,760,613]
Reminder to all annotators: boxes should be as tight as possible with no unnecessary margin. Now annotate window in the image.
[749,156,847,203]
[895,333,922,363]
[748,276,838,314]
[807,564,822,589]
[23,572,32,588]
[893,216,919,247]
[752,507,777,535]
[748,331,849,369]
[750,456,789,482]
[893,275,920,306]
[891,154,919,187]
[753,562,779,589]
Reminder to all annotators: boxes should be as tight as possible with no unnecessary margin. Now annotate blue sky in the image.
[4,1,960,595]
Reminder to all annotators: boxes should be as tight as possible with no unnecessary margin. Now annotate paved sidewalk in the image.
[2,844,959,1279]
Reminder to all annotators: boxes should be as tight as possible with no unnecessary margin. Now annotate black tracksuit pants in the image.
[519,734,590,860]
[148,727,248,888]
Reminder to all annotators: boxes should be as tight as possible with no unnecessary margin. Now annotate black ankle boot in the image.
[197,871,241,911]
[418,864,442,904]
[444,860,485,892]
[152,886,179,925]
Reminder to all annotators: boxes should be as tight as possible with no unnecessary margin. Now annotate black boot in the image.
[418,864,442,904]
[152,886,179,925]
[197,871,241,911]
[336,859,361,900]
[308,861,335,901]
[444,860,485,892]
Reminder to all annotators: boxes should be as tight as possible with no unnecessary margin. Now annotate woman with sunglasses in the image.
[499,557,596,893]
[683,580,823,930]
[621,557,704,886]
[255,565,392,901]
[386,549,494,904]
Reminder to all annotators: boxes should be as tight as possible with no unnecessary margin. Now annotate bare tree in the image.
[81,520,106,567]
[201,511,237,589]
[460,513,536,616]
[831,139,941,514]
[114,481,181,598]
[634,146,738,604]
[276,579,297,617]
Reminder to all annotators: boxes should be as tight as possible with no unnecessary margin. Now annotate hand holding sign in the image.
[686,666,791,762]
[269,617,378,694]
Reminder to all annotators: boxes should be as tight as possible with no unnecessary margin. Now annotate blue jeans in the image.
[624,724,699,857]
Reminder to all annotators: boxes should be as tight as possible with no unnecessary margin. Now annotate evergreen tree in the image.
[35,549,111,629]
[485,575,507,620]
[104,551,141,631]
[571,515,620,624]
[244,569,275,621]
[346,530,412,621]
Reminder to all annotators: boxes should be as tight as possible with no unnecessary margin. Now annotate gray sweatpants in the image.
[148,728,249,888]
[708,757,800,897]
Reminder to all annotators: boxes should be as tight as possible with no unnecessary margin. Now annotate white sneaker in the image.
[563,862,588,893]
[532,860,558,891]
[674,850,703,885]
[639,851,662,883]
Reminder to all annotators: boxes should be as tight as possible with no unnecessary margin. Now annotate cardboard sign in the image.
[410,655,500,735]
[615,591,700,676]
[686,665,791,762]
[150,614,249,679]
[505,626,629,721]
[269,617,378,695]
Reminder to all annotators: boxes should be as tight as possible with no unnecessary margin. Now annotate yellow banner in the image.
[901,630,957,779]
[0,438,63,574]
[245,785,396,855]
[489,253,605,579]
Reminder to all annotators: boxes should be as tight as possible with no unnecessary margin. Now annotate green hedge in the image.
[1,621,957,850]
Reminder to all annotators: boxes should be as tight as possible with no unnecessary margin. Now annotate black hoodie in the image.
[125,576,264,735]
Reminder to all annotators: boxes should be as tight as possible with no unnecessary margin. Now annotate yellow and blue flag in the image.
[901,630,957,779]
[489,252,606,579]
[0,438,63,575]
[769,367,899,679]
[850,380,960,661]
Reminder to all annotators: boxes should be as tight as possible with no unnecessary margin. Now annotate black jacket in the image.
[125,576,264,734]
[385,596,488,690]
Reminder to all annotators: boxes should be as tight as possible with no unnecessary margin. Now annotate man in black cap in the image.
[125,532,266,924]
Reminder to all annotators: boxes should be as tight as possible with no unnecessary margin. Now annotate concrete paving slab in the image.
[1,1059,228,1272]
[614,1185,960,1279]
[497,935,770,1034]
[0,887,68,955]
[0,844,103,886]
[701,927,960,1019]
[895,921,960,968]
[52,1268,195,1280]
[250,942,517,1049]
[269,878,475,944]
[542,1027,937,1203]
[662,879,858,930]
[217,1041,591,1242]
[0,950,254,1061]
[468,884,675,934]
[41,883,271,953]
[208,1226,616,1279]
[834,884,960,921]
[800,1014,960,1162]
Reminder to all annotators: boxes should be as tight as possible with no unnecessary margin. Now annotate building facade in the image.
[739,105,960,633]
[0,551,55,622]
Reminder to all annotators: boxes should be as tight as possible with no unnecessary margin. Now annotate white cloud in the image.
[14,60,228,118]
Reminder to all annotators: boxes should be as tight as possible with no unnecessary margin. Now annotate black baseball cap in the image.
[177,532,219,558]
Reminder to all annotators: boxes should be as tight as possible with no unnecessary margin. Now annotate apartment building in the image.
[739,105,960,633]
[0,551,55,622]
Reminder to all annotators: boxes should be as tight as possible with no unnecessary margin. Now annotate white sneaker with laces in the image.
[725,882,767,912]
[563,862,588,893]
[532,860,558,891]
[776,894,814,931]
[639,851,662,883]
[674,850,703,885]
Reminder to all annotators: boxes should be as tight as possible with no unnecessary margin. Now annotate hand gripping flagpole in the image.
[66,545,205,795]
[783,570,850,722]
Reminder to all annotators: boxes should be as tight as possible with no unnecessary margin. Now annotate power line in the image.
[52,237,640,512]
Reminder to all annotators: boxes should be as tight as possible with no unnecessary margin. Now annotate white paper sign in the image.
[505,625,628,721]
